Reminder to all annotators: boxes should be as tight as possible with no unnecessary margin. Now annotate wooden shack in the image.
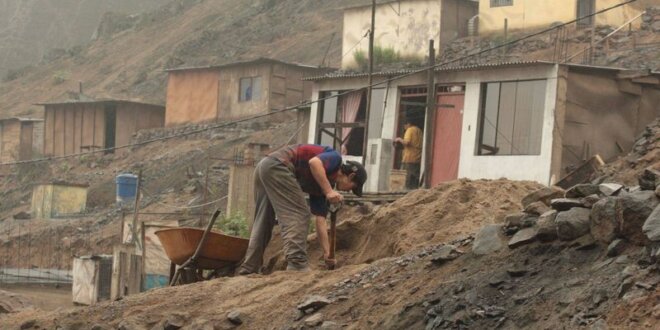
[31,182,89,219]
[37,99,164,157]
[165,58,329,126]
[0,117,43,162]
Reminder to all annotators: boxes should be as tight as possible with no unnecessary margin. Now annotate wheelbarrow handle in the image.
[190,209,222,263]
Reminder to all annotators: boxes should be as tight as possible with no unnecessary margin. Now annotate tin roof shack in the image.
[341,0,478,69]
[31,182,88,219]
[478,0,644,35]
[0,117,43,162]
[304,62,660,192]
[37,99,164,157]
[165,58,328,126]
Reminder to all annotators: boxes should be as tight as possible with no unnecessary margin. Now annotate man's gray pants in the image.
[238,157,311,274]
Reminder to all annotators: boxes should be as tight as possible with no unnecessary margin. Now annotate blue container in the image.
[116,173,138,206]
[144,274,169,290]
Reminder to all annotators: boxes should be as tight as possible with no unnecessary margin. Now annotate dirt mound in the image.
[264,179,542,272]
[0,290,32,314]
[601,117,660,185]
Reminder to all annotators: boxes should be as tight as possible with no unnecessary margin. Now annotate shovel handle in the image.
[328,210,337,270]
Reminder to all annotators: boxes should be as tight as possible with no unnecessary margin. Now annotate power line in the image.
[0,0,637,168]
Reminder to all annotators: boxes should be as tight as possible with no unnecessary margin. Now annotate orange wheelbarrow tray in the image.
[155,228,249,269]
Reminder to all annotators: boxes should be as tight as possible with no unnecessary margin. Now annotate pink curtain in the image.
[340,91,363,155]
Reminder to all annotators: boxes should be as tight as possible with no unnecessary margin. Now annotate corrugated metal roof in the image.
[165,57,324,73]
[0,117,43,123]
[343,0,478,11]
[35,98,165,108]
[303,60,629,81]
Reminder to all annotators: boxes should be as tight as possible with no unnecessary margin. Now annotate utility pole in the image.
[362,0,376,164]
[423,40,436,189]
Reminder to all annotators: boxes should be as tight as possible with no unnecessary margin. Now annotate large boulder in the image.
[591,191,659,245]
[638,167,660,191]
[556,208,591,241]
[618,191,659,244]
[565,184,601,198]
[473,224,505,255]
[642,204,660,242]
[522,186,565,207]
[590,197,619,243]
[536,210,558,242]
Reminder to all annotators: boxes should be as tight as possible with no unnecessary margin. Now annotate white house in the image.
[303,61,660,192]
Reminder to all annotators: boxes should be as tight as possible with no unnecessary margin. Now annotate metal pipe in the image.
[362,0,376,164]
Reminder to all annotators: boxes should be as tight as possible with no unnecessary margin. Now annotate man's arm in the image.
[309,157,342,204]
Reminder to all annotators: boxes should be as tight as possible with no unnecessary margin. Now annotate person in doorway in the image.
[238,144,367,274]
[394,118,423,190]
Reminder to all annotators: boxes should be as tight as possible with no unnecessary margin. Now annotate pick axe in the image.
[327,202,342,270]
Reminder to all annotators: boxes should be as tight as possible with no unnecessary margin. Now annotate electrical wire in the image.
[0,0,637,168]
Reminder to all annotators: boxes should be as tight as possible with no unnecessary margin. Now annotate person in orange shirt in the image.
[394,118,423,190]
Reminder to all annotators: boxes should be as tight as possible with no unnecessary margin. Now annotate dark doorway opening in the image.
[104,105,117,154]
[394,86,426,170]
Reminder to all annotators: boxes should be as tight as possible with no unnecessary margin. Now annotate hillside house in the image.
[164,58,327,126]
[303,62,660,192]
[478,0,645,35]
[0,117,43,162]
[37,99,164,157]
[341,0,478,69]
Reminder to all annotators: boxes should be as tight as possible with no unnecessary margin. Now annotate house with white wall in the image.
[303,62,660,192]
[341,0,478,69]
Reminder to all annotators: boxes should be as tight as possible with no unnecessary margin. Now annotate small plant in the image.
[353,45,403,70]
[52,70,71,85]
[214,212,249,238]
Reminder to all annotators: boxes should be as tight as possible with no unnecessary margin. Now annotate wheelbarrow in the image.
[155,210,249,286]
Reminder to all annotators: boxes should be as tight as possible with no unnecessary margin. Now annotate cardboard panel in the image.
[72,258,97,306]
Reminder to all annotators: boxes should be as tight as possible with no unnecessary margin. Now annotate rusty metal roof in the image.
[302,60,629,81]
[165,57,326,73]
[35,98,165,108]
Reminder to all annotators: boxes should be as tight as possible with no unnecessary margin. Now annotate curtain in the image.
[340,91,363,154]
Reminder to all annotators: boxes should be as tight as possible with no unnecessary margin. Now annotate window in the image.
[477,80,546,156]
[239,76,262,102]
[490,0,513,7]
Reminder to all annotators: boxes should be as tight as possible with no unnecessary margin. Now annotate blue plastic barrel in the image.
[116,173,138,206]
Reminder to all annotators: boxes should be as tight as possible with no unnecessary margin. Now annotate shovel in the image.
[327,202,342,270]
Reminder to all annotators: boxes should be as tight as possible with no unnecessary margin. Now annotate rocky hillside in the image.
[0,0,167,76]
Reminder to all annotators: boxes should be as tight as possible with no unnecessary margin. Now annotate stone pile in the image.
[641,6,660,32]
[491,171,660,261]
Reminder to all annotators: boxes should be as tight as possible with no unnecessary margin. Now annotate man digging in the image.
[238,144,367,274]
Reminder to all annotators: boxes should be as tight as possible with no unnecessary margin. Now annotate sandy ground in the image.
[0,284,74,311]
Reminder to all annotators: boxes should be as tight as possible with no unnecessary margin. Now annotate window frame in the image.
[490,0,513,8]
[476,79,547,157]
[238,76,262,102]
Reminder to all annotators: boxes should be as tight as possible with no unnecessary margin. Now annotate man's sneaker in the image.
[286,263,310,272]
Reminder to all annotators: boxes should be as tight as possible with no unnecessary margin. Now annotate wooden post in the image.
[589,27,596,64]
[503,18,508,54]
[131,170,142,250]
[200,160,210,227]
[362,0,376,164]
[423,40,436,189]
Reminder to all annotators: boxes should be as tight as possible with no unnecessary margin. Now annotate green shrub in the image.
[53,70,71,85]
[353,46,403,70]
[215,212,249,238]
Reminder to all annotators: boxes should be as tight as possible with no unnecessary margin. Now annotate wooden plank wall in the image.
[44,104,106,157]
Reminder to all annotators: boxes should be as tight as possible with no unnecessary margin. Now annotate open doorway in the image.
[104,105,116,154]
[393,86,426,170]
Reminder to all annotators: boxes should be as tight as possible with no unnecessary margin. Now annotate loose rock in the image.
[638,167,660,190]
[297,295,331,312]
[590,197,619,243]
[524,202,551,216]
[600,183,623,196]
[508,227,538,248]
[227,311,243,325]
[536,210,558,242]
[556,208,591,241]
[430,245,463,264]
[522,186,565,207]
[472,224,505,255]
[643,204,660,241]
[565,184,600,198]
[607,239,625,257]
[550,198,585,212]
[304,313,324,327]
[618,191,659,244]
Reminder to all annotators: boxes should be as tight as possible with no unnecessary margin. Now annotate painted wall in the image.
[31,184,88,219]
[342,0,442,69]
[226,164,256,228]
[479,0,643,35]
[165,70,220,126]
